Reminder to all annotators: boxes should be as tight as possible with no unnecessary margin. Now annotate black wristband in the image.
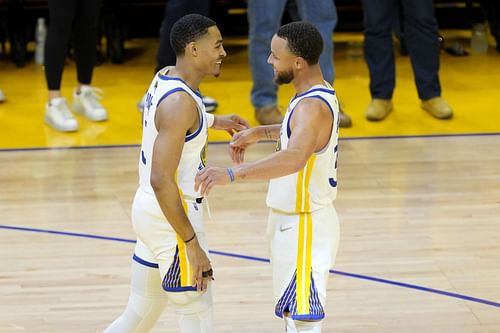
[184,233,196,244]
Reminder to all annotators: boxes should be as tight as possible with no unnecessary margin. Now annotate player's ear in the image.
[295,57,306,70]
[187,42,197,57]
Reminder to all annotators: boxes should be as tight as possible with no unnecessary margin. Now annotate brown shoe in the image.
[421,97,453,119]
[255,105,284,125]
[366,99,393,121]
[338,102,352,128]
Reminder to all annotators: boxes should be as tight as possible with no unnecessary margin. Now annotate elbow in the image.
[150,171,166,193]
[291,156,309,173]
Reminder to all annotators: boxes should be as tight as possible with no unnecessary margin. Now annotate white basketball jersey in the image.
[266,83,339,213]
[138,68,208,199]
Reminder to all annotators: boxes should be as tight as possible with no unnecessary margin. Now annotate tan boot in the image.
[421,97,453,119]
[366,99,393,121]
[255,105,284,125]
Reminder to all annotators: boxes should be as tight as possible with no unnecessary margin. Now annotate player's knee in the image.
[167,289,212,315]
[294,319,322,333]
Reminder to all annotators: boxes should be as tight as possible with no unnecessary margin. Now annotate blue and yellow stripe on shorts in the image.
[275,155,325,320]
[162,183,196,292]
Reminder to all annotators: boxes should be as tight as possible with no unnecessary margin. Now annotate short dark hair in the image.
[170,14,216,56]
[277,21,323,65]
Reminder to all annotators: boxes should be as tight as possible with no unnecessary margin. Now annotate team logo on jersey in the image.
[276,139,282,152]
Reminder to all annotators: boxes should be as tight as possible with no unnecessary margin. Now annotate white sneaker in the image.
[202,95,218,113]
[45,97,79,132]
[73,86,108,121]
[0,89,5,102]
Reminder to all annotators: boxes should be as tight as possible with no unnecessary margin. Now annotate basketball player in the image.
[104,14,248,333]
[195,22,340,333]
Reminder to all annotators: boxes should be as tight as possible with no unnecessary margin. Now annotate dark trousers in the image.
[361,0,441,100]
[45,0,102,90]
[155,0,209,72]
[480,0,500,52]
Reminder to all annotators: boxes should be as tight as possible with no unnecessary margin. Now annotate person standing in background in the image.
[247,0,352,127]
[138,0,219,113]
[361,0,453,121]
[44,0,107,132]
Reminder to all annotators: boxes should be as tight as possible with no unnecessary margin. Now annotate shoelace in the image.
[82,87,104,110]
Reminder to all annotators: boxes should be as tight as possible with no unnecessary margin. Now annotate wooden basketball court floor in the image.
[1,32,499,332]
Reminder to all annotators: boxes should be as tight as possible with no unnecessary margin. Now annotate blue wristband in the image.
[226,167,235,182]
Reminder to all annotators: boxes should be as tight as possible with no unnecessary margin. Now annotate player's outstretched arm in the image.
[211,114,249,136]
[229,125,281,164]
[195,99,332,196]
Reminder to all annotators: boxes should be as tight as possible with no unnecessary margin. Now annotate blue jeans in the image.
[248,0,337,108]
[361,0,441,100]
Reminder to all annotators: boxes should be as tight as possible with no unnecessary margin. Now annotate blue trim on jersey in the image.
[286,94,335,139]
[274,271,325,320]
[163,286,197,292]
[292,313,326,320]
[329,178,337,187]
[132,254,159,268]
[161,245,197,292]
[292,87,335,102]
[157,74,203,99]
[156,87,186,107]
[286,105,295,139]
[155,87,205,143]
[185,110,204,143]
[141,150,146,165]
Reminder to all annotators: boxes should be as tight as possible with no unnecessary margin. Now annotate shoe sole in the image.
[44,114,79,132]
[422,106,453,119]
[73,102,108,122]
[366,106,393,121]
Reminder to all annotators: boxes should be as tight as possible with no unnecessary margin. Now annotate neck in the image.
[170,58,203,90]
[292,65,325,95]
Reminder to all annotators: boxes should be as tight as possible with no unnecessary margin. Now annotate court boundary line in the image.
[1,224,499,308]
[1,131,499,152]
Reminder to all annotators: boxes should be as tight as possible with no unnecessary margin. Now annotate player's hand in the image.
[212,114,250,136]
[185,237,213,292]
[230,146,247,165]
[229,127,261,164]
[195,166,232,196]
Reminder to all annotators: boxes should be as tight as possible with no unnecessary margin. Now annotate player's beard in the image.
[274,69,294,85]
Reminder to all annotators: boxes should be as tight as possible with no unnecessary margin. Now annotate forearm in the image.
[257,125,281,141]
[232,149,306,181]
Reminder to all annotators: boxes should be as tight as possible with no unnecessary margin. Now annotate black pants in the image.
[480,0,500,52]
[45,0,102,90]
[155,0,209,72]
[361,0,441,100]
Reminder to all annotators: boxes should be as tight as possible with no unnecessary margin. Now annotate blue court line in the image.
[1,131,499,152]
[1,224,499,308]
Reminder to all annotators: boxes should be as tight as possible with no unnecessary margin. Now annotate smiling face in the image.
[194,26,226,77]
[267,34,295,85]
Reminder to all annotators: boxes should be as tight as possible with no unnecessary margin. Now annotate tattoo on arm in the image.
[265,128,272,139]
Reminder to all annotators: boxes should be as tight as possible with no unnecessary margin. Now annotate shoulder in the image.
[292,97,332,122]
[156,89,198,129]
